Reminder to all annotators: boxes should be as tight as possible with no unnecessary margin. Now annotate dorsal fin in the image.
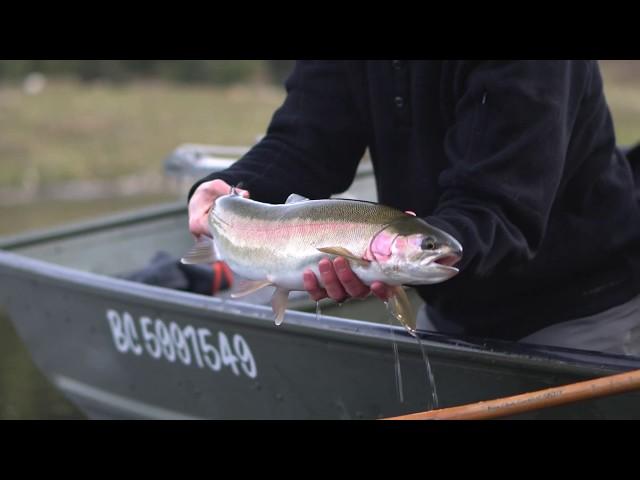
[285,193,309,204]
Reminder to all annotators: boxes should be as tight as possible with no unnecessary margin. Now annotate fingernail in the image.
[319,261,330,274]
[334,259,346,271]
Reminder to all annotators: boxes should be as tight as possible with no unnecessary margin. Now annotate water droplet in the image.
[416,335,439,410]
[387,312,404,404]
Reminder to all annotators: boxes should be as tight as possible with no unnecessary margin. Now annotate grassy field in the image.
[600,60,640,145]
[0,61,637,192]
[0,80,285,189]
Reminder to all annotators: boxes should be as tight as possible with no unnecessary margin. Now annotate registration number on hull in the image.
[106,309,257,379]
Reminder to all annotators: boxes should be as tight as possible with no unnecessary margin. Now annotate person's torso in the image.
[343,60,640,340]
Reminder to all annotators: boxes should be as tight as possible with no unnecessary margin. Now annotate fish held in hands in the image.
[182,191,462,334]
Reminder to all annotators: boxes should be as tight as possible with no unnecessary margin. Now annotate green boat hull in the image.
[1,203,640,419]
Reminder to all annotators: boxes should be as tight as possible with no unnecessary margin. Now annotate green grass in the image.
[0,80,285,188]
[1,64,639,190]
[599,61,640,146]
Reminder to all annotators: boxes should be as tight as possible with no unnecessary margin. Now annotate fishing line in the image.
[415,334,439,410]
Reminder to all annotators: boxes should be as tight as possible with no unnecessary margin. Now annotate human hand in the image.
[188,179,249,239]
[303,257,393,303]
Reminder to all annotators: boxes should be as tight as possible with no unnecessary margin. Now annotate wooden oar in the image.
[383,368,640,420]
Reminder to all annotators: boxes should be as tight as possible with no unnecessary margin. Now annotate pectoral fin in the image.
[271,287,290,326]
[230,280,273,299]
[181,237,217,264]
[390,286,417,336]
[316,246,370,266]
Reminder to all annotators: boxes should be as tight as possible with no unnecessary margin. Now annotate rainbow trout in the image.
[182,191,462,333]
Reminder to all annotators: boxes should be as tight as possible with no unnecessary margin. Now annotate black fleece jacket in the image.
[189,60,640,341]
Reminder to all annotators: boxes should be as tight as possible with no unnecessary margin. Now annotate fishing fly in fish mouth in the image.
[182,188,463,335]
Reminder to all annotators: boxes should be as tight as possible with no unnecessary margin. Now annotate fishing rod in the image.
[383,368,640,420]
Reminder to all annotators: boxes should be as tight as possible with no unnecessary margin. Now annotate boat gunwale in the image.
[0,201,186,251]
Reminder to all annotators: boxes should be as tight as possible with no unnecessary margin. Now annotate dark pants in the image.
[417,294,640,356]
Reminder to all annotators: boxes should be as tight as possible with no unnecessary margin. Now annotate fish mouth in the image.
[433,252,461,268]
[411,262,459,284]
[433,264,459,275]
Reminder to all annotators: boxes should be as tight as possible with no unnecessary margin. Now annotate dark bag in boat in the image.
[121,251,232,295]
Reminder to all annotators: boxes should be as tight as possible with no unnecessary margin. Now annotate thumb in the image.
[235,187,250,199]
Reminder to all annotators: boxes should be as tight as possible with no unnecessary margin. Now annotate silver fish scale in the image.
[210,196,403,275]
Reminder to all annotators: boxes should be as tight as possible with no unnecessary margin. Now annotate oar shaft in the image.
[385,368,640,420]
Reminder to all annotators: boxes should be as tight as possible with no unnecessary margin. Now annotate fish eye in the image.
[421,237,437,250]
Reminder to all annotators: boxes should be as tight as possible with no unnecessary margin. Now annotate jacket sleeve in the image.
[424,61,584,276]
[188,61,367,204]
